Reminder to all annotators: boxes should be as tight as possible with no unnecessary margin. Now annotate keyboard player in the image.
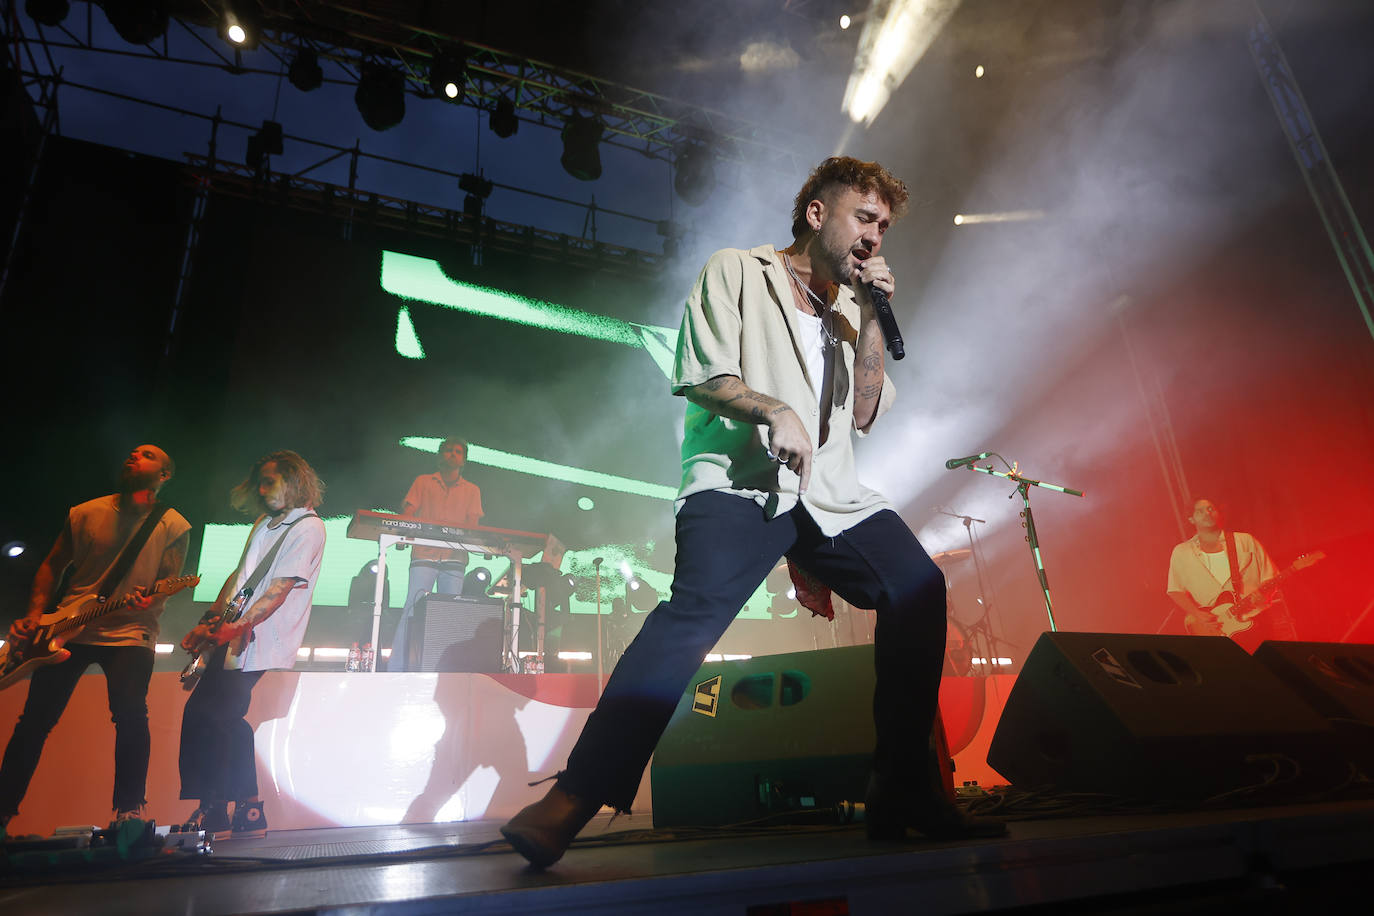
[386,437,484,671]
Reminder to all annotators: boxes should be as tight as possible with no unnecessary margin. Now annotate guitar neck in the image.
[54,583,163,636]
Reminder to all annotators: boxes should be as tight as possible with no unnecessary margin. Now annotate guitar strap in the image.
[95,503,171,601]
[239,512,318,600]
[1224,531,1244,598]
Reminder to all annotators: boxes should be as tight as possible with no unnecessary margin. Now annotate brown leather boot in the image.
[864,771,1007,842]
[500,784,602,868]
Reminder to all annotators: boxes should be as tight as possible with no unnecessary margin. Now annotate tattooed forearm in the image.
[686,374,795,426]
[852,312,886,429]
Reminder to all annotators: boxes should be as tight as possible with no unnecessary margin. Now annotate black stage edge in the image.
[2,799,1373,914]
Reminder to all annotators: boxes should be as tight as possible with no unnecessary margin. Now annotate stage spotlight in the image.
[673,143,716,206]
[543,572,577,607]
[26,0,70,27]
[839,13,851,30]
[288,47,323,91]
[490,96,518,138]
[246,134,264,174]
[657,219,683,258]
[626,578,659,612]
[560,114,604,181]
[974,64,985,78]
[245,119,282,176]
[429,49,467,102]
[3,541,26,559]
[347,558,390,610]
[355,62,406,131]
[218,1,261,50]
[103,0,168,45]
[257,119,283,155]
[461,566,491,598]
[459,172,493,220]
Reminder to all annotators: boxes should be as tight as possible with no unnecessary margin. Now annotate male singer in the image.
[502,156,1003,867]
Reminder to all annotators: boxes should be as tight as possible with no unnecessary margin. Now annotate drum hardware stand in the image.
[934,506,1015,675]
[950,454,1085,632]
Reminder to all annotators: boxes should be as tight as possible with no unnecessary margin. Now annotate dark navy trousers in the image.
[0,643,155,818]
[561,490,947,811]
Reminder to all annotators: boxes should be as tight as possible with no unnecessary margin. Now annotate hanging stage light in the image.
[244,121,281,177]
[217,0,262,50]
[657,218,683,258]
[459,172,493,220]
[26,0,70,27]
[429,49,467,102]
[355,62,406,131]
[673,143,716,206]
[560,114,604,181]
[489,96,518,138]
[288,47,323,91]
[103,0,169,45]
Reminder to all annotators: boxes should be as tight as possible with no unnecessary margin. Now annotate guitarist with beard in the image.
[0,444,191,832]
[1167,497,1298,652]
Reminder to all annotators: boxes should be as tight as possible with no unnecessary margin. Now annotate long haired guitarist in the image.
[0,445,191,833]
[176,450,325,841]
[1166,497,1299,652]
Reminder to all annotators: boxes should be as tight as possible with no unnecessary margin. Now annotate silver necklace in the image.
[783,253,838,348]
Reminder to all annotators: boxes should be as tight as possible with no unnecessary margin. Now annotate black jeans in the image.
[178,647,265,803]
[561,491,948,811]
[0,643,156,817]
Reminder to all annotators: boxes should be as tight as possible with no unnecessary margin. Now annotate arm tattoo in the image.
[159,536,189,578]
[857,382,883,398]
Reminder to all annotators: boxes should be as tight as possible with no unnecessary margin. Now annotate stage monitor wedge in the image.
[650,645,964,828]
[987,632,1343,801]
[1252,639,1374,774]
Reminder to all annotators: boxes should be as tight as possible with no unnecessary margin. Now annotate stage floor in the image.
[4,798,1373,915]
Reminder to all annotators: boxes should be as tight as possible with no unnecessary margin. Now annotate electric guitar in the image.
[1190,551,1325,636]
[179,584,254,692]
[0,575,201,691]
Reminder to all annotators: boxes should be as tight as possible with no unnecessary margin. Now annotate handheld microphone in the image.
[868,284,905,360]
[944,452,992,470]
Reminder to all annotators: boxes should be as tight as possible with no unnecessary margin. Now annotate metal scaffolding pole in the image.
[1249,6,1374,345]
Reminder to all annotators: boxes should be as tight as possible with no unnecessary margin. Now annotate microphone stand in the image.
[953,456,1084,633]
[933,506,1015,674]
[591,557,604,693]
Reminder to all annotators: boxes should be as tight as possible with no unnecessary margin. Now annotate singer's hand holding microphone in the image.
[854,254,904,360]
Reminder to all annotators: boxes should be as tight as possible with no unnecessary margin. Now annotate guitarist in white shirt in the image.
[1166,498,1298,651]
[176,450,325,840]
[0,444,190,832]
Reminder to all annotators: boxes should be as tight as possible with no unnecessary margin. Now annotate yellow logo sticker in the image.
[692,675,722,717]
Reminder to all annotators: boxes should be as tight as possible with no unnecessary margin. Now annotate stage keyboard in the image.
[346,510,554,555]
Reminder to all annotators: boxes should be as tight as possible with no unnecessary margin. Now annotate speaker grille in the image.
[415,594,505,672]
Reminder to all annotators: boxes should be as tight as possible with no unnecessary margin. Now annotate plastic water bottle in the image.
[346,642,361,672]
[362,642,375,672]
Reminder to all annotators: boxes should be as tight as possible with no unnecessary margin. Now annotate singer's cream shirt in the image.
[671,244,897,536]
